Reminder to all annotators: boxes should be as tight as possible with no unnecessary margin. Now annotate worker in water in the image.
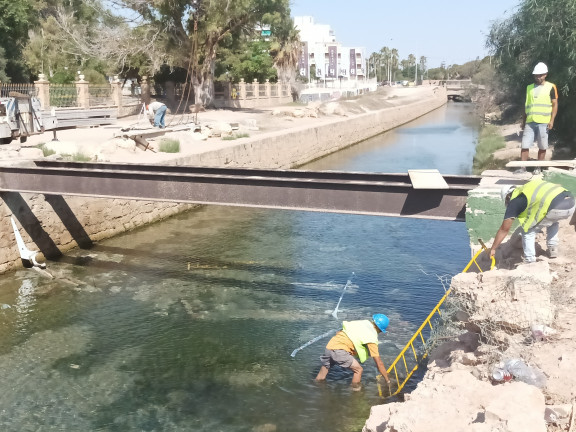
[517,62,558,174]
[315,314,391,390]
[146,101,167,128]
[490,178,575,263]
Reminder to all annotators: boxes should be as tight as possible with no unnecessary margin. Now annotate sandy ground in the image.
[16,86,433,165]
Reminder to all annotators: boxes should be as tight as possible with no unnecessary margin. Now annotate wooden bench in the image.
[505,160,576,171]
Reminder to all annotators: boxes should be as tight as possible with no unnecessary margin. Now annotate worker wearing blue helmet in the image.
[315,314,391,390]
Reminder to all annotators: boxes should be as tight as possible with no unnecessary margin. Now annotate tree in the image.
[487,0,576,148]
[116,0,292,106]
[419,56,427,80]
[0,0,36,81]
[220,39,277,83]
[23,0,141,81]
[269,21,301,84]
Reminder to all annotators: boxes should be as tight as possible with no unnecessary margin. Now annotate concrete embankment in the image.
[363,168,576,432]
[0,86,446,274]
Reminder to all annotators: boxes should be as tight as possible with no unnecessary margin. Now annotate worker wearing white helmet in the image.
[516,62,558,174]
[490,179,575,263]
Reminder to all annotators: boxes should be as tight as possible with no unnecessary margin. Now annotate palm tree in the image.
[391,49,399,81]
[270,24,301,84]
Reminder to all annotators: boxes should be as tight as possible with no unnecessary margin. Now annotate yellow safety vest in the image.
[342,320,379,363]
[511,178,566,232]
[525,82,555,123]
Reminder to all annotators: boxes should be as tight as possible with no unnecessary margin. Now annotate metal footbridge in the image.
[0,161,481,222]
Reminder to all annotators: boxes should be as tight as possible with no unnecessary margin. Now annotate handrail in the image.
[377,242,494,398]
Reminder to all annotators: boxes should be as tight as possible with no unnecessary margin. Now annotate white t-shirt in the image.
[148,101,165,115]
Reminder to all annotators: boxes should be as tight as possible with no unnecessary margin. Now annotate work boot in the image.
[549,246,558,259]
[522,257,536,264]
[533,168,541,175]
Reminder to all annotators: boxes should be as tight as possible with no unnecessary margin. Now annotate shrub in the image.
[159,139,180,153]
[37,144,56,157]
[472,125,507,174]
[222,133,250,141]
[60,152,93,162]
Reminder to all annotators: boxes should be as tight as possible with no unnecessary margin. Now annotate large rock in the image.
[363,369,546,432]
[450,261,555,330]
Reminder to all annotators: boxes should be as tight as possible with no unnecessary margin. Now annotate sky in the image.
[290,0,521,68]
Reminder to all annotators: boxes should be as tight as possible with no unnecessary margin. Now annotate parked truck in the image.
[0,94,58,144]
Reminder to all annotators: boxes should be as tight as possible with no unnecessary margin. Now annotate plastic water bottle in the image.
[504,359,547,388]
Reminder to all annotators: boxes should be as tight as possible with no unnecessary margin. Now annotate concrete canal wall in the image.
[0,87,447,274]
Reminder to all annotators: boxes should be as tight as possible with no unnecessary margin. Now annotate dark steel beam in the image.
[0,162,481,222]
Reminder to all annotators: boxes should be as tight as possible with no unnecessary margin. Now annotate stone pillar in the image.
[34,74,51,109]
[253,78,259,99]
[75,75,90,109]
[225,81,231,100]
[239,78,247,100]
[111,75,123,116]
[265,79,271,99]
[141,76,151,105]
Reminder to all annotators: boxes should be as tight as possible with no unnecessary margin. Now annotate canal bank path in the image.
[14,86,446,166]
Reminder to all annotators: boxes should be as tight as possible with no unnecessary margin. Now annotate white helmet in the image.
[501,185,515,202]
[532,62,548,74]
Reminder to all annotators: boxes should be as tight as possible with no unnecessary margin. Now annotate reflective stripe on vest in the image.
[342,320,379,363]
[511,179,565,232]
[525,82,554,123]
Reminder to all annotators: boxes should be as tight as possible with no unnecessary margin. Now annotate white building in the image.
[293,16,367,84]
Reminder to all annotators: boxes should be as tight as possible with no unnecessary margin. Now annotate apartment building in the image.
[294,16,366,83]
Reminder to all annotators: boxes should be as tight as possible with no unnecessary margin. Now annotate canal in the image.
[0,102,479,432]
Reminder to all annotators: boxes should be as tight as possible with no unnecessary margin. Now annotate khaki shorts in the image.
[320,349,355,369]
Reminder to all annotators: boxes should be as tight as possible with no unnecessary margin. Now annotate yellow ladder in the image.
[377,242,494,398]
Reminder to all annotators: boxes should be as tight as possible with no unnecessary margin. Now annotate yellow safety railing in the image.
[377,241,495,398]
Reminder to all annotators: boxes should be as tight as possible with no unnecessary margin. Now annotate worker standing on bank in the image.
[315,314,391,391]
[147,101,167,129]
[517,62,558,174]
[490,178,575,263]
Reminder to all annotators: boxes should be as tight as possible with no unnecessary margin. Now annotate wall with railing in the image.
[1,75,294,117]
[213,79,293,109]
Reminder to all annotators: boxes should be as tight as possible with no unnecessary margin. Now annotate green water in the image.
[0,103,479,431]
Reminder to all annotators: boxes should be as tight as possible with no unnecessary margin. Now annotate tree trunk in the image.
[193,54,216,107]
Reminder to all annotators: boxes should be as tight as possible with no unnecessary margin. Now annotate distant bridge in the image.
[442,80,485,102]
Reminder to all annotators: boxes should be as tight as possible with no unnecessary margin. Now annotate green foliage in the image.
[159,139,180,153]
[222,133,249,141]
[218,39,277,83]
[36,143,56,157]
[488,0,576,148]
[82,68,107,84]
[49,70,76,84]
[0,46,9,81]
[0,0,35,81]
[472,125,507,174]
[61,152,93,161]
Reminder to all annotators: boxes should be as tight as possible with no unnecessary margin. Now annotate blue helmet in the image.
[373,314,389,333]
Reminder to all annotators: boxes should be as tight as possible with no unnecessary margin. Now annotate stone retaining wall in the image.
[0,87,447,274]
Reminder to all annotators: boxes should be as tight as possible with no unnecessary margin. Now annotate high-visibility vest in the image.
[342,320,379,363]
[525,82,556,123]
[511,178,566,232]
